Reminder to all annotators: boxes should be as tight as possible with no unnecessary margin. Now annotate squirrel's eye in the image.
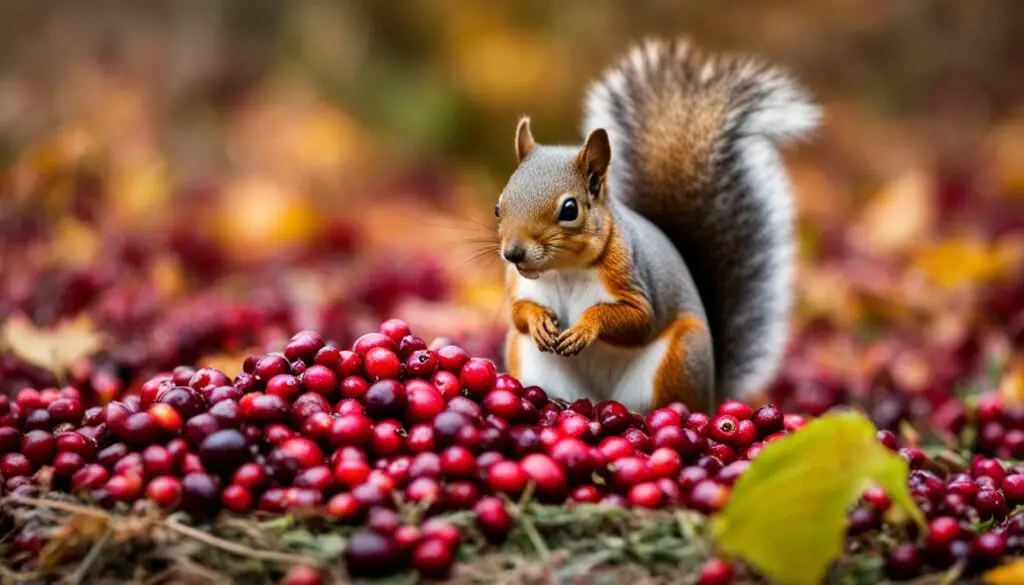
[558,197,579,223]
[494,204,500,218]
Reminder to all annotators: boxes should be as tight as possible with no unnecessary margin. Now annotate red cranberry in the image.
[239,393,289,424]
[313,346,343,372]
[927,516,961,548]
[106,473,144,503]
[365,380,407,419]
[21,430,56,465]
[487,460,528,497]
[71,464,109,492]
[431,370,462,400]
[627,481,662,508]
[443,480,480,510]
[611,456,651,490]
[523,386,548,408]
[648,447,683,479]
[364,348,402,381]
[689,479,730,513]
[862,485,891,511]
[432,411,472,447]
[1002,473,1024,504]
[975,489,1007,519]
[290,392,330,423]
[146,475,183,508]
[550,437,594,483]
[96,442,129,469]
[709,414,739,443]
[254,354,290,381]
[147,404,184,435]
[184,413,221,446]
[598,436,635,461]
[1,452,31,477]
[474,496,514,542]
[460,358,497,394]
[52,451,85,477]
[974,532,1007,564]
[54,431,94,458]
[353,332,397,356]
[141,445,175,477]
[179,472,221,517]
[156,386,208,420]
[405,350,439,379]
[327,492,362,522]
[645,408,683,434]
[379,319,411,342]
[329,414,374,448]
[718,399,753,420]
[685,412,710,436]
[520,453,568,501]
[436,345,470,372]
[409,452,443,480]
[698,557,735,585]
[398,336,429,361]
[231,462,268,490]
[221,484,254,513]
[707,441,737,464]
[440,445,476,480]
[118,412,164,447]
[372,419,407,457]
[405,380,445,423]
[199,429,251,475]
[406,476,442,505]
[972,458,1006,483]
[266,374,302,401]
[285,330,325,363]
[571,484,604,503]
[622,427,653,453]
[47,398,84,425]
[885,544,922,580]
[483,389,521,421]
[264,423,296,446]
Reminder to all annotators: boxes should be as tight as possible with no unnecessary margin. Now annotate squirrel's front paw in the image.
[528,310,560,352]
[554,323,598,357]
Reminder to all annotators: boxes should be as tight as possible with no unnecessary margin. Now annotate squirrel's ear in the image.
[579,128,611,180]
[515,117,535,164]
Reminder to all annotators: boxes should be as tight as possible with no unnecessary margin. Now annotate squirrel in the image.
[495,38,819,413]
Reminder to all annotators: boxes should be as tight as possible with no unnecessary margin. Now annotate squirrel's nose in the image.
[502,246,527,264]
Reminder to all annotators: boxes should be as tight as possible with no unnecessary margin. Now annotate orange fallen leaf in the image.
[911,237,1014,290]
[849,169,935,260]
[984,559,1024,584]
[1,313,105,382]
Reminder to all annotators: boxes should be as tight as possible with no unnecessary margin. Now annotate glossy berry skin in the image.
[344,530,401,578]
[436,345,470,372]
[709,415,739,443]
[146,476,183,508]
[474,496,513,542]
[487,461,528,497]
[364,348,402,381]
[519,453,568,502]
[460,358,497,394]
[411,537,455,579]
[885,544,922,580]
[717,400,753,421]
[21,430,56,465]
[628,482,663,509]
[364,380,407,419]
[697,557,735,585]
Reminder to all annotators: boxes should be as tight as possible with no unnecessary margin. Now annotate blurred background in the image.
[2,1,1024,434]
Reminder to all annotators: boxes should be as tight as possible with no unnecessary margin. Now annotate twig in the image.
[5,495,113,521]
[63,528,112,585]
[162,517,320,566]
[516,514,551,562]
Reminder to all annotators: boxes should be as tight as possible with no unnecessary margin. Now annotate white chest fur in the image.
[513,268,617,327]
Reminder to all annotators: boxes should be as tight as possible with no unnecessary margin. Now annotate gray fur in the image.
[582,38,819,400]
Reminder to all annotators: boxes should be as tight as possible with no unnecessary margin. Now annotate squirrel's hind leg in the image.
[651,314,715,413]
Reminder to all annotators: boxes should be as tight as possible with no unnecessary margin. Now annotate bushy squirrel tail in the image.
[583,37,819,399]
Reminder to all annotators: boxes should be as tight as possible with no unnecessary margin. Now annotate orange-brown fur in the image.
[652,314,708,409]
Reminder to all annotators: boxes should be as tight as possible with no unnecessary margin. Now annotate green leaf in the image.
[711,411,924,585]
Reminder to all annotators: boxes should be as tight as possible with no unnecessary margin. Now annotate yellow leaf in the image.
[912,238,1011,289]
[1,313,105,381]
[850,170,935,259]
[985,559,1024,584]
[711,411,924,585]
[999,360,1024,406]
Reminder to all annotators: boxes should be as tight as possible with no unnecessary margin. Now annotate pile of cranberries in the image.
[0,319,1021,583]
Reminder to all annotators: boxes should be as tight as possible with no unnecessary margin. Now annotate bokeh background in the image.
[3,1,1024,433]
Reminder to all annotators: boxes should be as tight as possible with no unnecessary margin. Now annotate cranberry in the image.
[689,479,729,513]
[156,386,208,420]
[199,429,251,475]
[1002,473,1024,504]
[364,380,407,419]
[406,476,443,505]
[47,398,84,425]
[432,411,472,447]
[611,456,651,490]
[972,458,1006,483]
[598,436,635,461]
[105,473,144,503]
[364,348,402,381]
[405,350,439,379]
[21,429,56,465]
[698,557,735,585]
[440,445,476,480]
[626,481,662,509]
[52,450,85,477]
[570,484,604,504]
[179,472,221,517]
[927,517,961,548]
[239,393,289,424]
[325,414,371,449]
[709,414,739,443]
[685,412,710,436]
[54,431,94,458]
[550,437,594,483]
[862,485,892,510]
[520,453,568,502]
[141,445,175,477]
[974,532,1007,564]
[147,404,184,435]
[405,380,445,423]
[486,460,528,497]
[484,389,521,421]
[460,358,497,394]
[522,386,548,408]
[266,374,302,401]
[290,392,330,423]
[372,419,407,457]
[398,336,429,361]
[230,462,267,490]
[431,370,462,400]
[254,354,290,381]
[285,331,325,363]
[717,399,752,420]
[975,489,1007,519]
[472,496,513,543]
[71,464,109,492]
[96,442,129,469]
[275,437,324,470]
[783,414,807,431]
[436,345,470,372]
[885,543,922,580]
[644,408,682,434]
[146,475,183,508]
